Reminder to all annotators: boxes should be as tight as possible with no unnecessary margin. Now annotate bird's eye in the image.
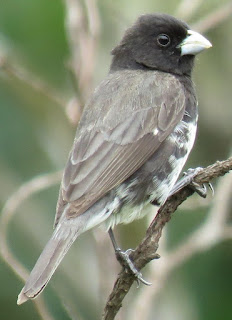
[157,34,171,47]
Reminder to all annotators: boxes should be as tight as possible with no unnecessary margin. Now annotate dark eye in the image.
[157,34,171,47]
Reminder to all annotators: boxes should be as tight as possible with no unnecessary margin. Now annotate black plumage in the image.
[18,13,211,304]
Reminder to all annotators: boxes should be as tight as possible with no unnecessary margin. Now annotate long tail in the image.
[17,221,79,305]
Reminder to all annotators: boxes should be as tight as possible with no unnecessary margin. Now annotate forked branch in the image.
[102,157,232,320]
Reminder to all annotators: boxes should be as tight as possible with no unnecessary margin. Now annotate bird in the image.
[17,13,212,304]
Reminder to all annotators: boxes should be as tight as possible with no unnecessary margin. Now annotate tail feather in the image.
[17,223,79,305]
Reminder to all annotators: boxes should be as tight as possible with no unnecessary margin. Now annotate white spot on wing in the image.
[153,128,159,136]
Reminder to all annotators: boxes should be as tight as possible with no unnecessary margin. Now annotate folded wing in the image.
[55,71,186,225]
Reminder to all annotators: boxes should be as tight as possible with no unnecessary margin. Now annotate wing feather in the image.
[55,70,186,225]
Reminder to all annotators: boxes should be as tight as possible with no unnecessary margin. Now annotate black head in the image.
[110,14,211,76]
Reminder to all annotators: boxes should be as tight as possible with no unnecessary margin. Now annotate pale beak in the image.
[179,30,212,56]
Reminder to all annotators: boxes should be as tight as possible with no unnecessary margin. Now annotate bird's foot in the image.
[185,168,214,198]
[170,167,214,198]
[115,248,152,286]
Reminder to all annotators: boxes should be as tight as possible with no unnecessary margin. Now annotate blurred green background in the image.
[0,1,231,319]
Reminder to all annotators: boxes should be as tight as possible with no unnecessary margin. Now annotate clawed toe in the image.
[109,228,151,286]
[115,248,151,286]
[170,167,214,198]
[189,181,207,198]
[189,180,214,198]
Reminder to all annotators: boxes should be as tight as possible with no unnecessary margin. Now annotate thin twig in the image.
[175,0,203,20]
[192,2,232,33]
[0,54,67,108]
[0,52,80,126]
[0,171,62,280]
[63,0,100,110]
[128,169,232,319]
[102,157,232,320]
[0,171,61,320]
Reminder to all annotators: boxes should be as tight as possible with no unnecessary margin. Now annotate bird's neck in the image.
[110,54,195,77]
[110,54,147,72]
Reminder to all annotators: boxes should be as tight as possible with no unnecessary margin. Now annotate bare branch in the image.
[192,2,232,33]
[0,171,62,279]
[0,171,61,320]
[128,168,232,319]
[0,53,67,108]
[63,0,100,111]
[175,0,203,20]
[102,157,232,320]
[0,52,81,126]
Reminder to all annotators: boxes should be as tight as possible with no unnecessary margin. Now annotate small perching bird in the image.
[17,13,212,304]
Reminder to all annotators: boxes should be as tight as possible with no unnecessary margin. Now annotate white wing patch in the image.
[153,128,159,136]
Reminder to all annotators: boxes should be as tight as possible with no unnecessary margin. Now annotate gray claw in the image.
[134,269,152,287]
[189,181,214,199]
[116,248,152,286]
[208,182,214,196]
[170,167,214,199]
[190,181,207,198]
[137,275,152,286]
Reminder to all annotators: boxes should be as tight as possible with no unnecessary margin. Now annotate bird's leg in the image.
[169,167,214,198]
[108,227,151,286]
